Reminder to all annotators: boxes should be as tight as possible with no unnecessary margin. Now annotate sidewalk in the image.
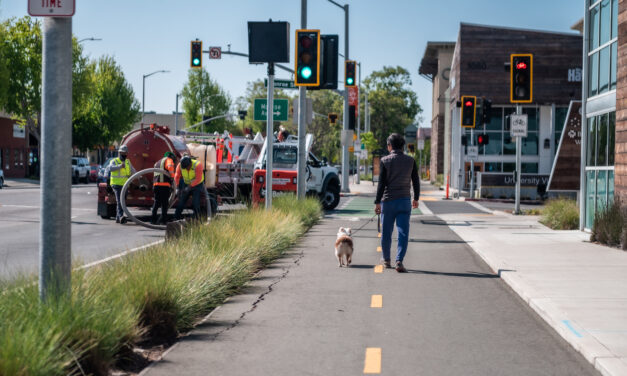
[429,203,627,376]
[2,178,40,189]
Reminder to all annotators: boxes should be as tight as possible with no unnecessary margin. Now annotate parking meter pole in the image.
[265,63,275,210]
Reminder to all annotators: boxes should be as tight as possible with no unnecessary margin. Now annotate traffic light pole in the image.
[296,0,307,199]
[341,4,350,192]
[469,127,475,198]
[356,61,361,184]
[515,104,522,214]
[266,63,275,210]
[40,17,72,301]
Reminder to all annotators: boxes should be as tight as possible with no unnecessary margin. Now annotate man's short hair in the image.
[387,133,405,150]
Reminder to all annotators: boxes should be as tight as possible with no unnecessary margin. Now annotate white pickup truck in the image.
[71,156,90,184]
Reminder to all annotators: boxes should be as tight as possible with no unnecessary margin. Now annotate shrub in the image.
[540,198,579,230]
[591,199,626,248]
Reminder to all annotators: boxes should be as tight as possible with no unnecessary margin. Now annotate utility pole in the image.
[40,17,73,300]
[297,0,307,199]
[175,93,180,135]
[341,3,350,192]
[356,61,361,184]
[265,63,275,210]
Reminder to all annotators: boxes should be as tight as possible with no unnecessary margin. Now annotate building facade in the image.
[419,42,455,183]
[581,0,620,229]
[448,23,582,199]
[0,114,30,178]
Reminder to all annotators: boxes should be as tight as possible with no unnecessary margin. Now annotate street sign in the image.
[417,139,425,151]
[29,0,75,16]
[510,114,528,138]
[265,78,297,89]
[467,145,479,159]
[209,47,221,59]
[254,98,289,122]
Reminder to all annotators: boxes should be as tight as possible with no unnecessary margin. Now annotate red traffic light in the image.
[477,134,490,145]
[465,101,473,107]
[299,35,313,48]
[516,62,527,70]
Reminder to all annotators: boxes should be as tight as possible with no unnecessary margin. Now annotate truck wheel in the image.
[100,204,116,219]
[320,183,340,210]
[83,174,89,184]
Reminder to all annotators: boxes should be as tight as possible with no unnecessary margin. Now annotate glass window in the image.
[599,46,610,94]
[486,108,502,131]
[608,112,615,165]
[522,133,539,155]
[484,132,502,155]
[587,117,597,166]
[522,163,538,173]
[596,170,607,210]
[608,170,615,202]
[524,108,538,132]
[600,0,611,45]
[598,113,608,166]
[586,170,596,228]
[590,4,600,50]
[504,108,516,132]
[503,163,515,173]
[484,162,501,172]
[503,134,516,155]
[611,42,617,90]
[612,0,618,39]
[555,107,568,134]
[589,53,599,97]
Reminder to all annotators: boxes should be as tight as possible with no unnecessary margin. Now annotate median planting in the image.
[0,196,321,376]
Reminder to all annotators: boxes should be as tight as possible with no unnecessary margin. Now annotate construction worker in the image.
[106,145,136,224]
[151,151,177,225]
[174,155,205,220]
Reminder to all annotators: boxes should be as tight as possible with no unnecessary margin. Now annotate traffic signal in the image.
[238,110,248,120]
[481,98,492,125]
[407,144,415,153]
[460,95,476,128]
[328,113,338,124]
[348,105,356,130]
[190,40,202,68]
[295,29,321,86]
[345,60,356,87]
[461,135,468,146]
[308,35,339,90]
[477,134,490,146]
[510,54,533,103]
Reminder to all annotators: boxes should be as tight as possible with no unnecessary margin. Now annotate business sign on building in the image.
[547,101,582,191]
[13,124,25,139]
[481,173,549,188]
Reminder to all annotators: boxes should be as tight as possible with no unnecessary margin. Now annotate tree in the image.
[363,66,421,148]
[0,22,9,109]
[0,17,42,146]
[307,90,343,163]
[181,68,232,134]
[72,56,140,151]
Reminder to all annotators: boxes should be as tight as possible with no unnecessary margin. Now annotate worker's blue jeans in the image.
[111,185,124,220]
[175,184,203,220]
[381,198,412,263]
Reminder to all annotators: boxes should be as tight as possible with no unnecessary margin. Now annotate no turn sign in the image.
[28,0,75,17]
[209,47,221,59]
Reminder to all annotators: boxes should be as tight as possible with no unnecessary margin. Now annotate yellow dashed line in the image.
[376,246,382,253]
[370,295,382,308]
[374,265,383,273]
[364,348,382,374]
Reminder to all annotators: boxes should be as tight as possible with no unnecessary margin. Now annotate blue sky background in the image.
[1,1,583,127]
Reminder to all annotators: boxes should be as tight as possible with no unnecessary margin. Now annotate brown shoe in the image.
[395,262,407,273]
[381,259,392,268]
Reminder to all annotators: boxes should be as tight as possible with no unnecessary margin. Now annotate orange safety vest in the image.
[154,157,174,187]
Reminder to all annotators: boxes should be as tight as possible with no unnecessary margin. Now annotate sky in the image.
[0,0,583,128]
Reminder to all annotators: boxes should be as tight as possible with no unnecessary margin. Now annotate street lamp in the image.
[142,70,170,123]
[77,37,102,43]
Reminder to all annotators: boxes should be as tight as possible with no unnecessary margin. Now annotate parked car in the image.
[0,168,4,189]
[97,157,115,183]
[71,157,90,184]
[89,164,100,182]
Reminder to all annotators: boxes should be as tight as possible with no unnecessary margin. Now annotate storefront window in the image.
[598,113,608,166]
[596,170,607,210]
[600,0,611,45]
[599,46,610,94]
[587,117,597,166]
[589,53,599,97]
[522,163,538,173]
[608,170,614,201]
[522,134,538,155]
[590,3,600,50]
[609,112,615,165]
[484,132,502,155]
[611,43,617,90]
[486,108,502,131]
[586,171,596,228]
[484,162,500,172]
[612,0,618,39]
[503,135,516,155]
[503,163,515,173]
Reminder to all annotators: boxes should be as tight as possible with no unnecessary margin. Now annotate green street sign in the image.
[264,78,297,89]
[254,98,289,122]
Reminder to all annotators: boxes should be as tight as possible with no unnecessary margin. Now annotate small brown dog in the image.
[335,227,354,267]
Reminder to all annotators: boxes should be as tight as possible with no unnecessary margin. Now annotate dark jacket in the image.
[374,150,420,204]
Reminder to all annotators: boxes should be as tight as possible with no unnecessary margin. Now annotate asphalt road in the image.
[146,188,597,375]
[0,185,163,279]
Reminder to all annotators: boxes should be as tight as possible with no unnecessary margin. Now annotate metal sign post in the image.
[296,0,308,199]
[39,16,73,300]
[511,108,528,214]
[265,63,275,210]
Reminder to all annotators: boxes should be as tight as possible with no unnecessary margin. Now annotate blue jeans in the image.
[381,198,411,262]
[112,185,124,220]
[174,184,204,220]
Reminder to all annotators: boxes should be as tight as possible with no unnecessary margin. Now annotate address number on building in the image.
[510,114,528,138]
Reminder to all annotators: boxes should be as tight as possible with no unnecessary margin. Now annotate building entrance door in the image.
[464,162,483,189]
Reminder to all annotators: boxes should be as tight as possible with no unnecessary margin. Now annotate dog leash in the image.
[350,213,379,235]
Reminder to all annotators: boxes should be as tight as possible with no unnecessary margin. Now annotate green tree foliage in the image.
[0,22,9,108]
[0,17,42,143]
[235,80,292,135]
[182,68,232,134]
[363,66,421,148]
[72,56,140,151]
[308,90,343,163]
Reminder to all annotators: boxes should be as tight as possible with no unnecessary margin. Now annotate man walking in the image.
[174,155,205,220]
[107,145,136,224]
[374,133,420,272]
[151,151,177,225]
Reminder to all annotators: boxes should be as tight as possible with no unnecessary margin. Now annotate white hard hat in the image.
[118,145,128,153]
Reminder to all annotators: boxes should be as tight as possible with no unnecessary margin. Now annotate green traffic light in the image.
[300,66,312,79]
[193,58,200,66]
[346,77,354,85]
